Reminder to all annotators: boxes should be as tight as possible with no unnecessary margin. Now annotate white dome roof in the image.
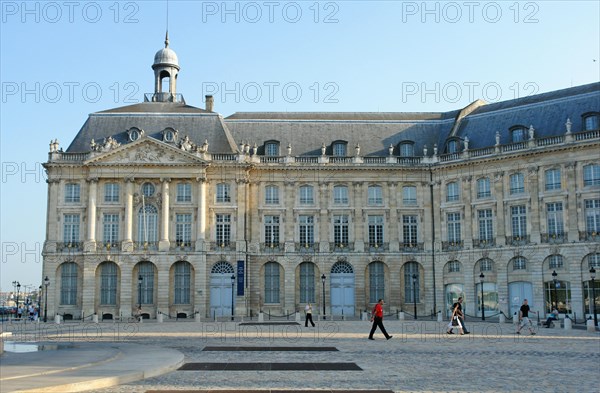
[153,46,179,67]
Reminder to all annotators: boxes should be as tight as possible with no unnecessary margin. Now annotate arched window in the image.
[60,262,78,305]
[264,262,280,303]
[369,262,385,303]
[510,126,527,143]
[212,261,234,274]
[479,258,493,272]
[447,261,461,273]
[447,140,459,154]
[331,261,354,274]
[399,142,415,157]
[583,113,600,131]
[512,257,527,271]
[404,262,420,303]
[446,182,460,202]
[332,141,347,156]
[100,262,118,305]
[588,254,600,269]
[137,205,158,245]
[138,261,155,305]
[265,141,280,156]
[174,261,191,304]
[299,262,315,303]
[265,185,280,204]
[141,182,155,197]
[548,255,563,269]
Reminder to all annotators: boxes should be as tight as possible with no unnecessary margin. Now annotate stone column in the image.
[528,166,540,244]
[195,177,207,251]
[565,162,578,241]
[236,179,248,252]
[159,178,171,251]
[353,182,364,252]
[319,182,329,252]
[84,178,98,252]
[119,266,132,319]
[284,181,295,252]
[388,182,399,252]
[82,260,96,317]
[494,172,506,246]
[123,179,134,252]
[462,176,473,249]
[44,179,60,252]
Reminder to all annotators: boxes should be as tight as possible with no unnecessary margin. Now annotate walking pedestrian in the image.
[305,303,315,327]
[516,299,537,335]
[446,297,469,334]
[447,302,465,335]
[368,299,392,340]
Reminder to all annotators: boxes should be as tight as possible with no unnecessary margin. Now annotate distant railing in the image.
[330,157,354,164]
[260,156,285,163]
[574,129,600,140]
[502,142,528,152]
[212,154,237,161]
[363,157,385,164]
[439,153,460,162]
[541,233,567,244]
[469,147,495,157]
[49,152,90,161]
[537,135,564,146]
[295,156,319,163]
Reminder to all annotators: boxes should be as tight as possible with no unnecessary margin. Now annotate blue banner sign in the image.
[237,260,245,296]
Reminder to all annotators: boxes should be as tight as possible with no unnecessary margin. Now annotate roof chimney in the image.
[205,95,214,112]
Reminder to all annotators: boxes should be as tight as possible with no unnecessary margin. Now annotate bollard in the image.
[55,314,61,324]
[563,317,572,330]
[195,312,201,323]
[258,312,264,322]
[586,319,595,332]
[157,312,163,323]
[499,314,506,324]
[92,314,99,324]
[361,311,367,321]
[399,311,405,320]
[295,312,301,322]
[437,312,443,322]
[513,313,519,327]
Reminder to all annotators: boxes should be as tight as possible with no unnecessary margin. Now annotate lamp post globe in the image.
[590,267,597,329]
[43,276,49,322]
[479,272,485,321]
[412,273,417,320]
[230,274,235,321]
[321,274,326,320]
[551,270,558,311]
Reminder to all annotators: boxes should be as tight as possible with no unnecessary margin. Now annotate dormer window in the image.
[583,113,599,131]
[399,141,415,157]
[510,126,527,143]
[265,141,280,156]
[162,128,178,143]
[447,139,459,154]
[127,127,144,142]
[332,141,347,156]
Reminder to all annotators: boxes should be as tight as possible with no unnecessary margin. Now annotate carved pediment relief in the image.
[85,137,207,166]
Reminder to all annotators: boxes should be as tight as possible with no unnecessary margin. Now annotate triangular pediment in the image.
[84,137,209,166]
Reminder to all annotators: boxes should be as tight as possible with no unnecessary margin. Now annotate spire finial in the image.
[165,30,169,48]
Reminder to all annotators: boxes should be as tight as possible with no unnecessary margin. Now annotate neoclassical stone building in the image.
[41,38,600,322]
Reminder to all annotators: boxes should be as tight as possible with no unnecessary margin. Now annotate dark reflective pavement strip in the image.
[202,346,338,351]
[177,362,362,371]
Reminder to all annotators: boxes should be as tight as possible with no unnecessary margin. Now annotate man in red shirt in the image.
[368,299,392,340]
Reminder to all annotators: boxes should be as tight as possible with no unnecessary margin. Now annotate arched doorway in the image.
[210,261,235,317]
[330,261,355,316]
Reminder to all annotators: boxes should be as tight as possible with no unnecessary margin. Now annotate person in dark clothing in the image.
[447,297,469,334]
[516,299,537,335]
[544,308,559,328]
[304,303,315,327]
[368,299,392,340]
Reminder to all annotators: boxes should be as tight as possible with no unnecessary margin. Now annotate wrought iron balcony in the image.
[171,241,195,251]
[579,231,599,242]
[260,242,284,252]
[473,239,495,248]
[506,235,530,246]
[56,242,83,252]
[330,242,354,252]
[442,241,463,251]
[401,243,424,252]
[210,242,233,251]
[541,233,567,244]
[133,242,158,251]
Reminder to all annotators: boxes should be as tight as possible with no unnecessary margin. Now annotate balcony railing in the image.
[579,231,600,242]
[295,243,316,252]
[170,242,196,251]
[506,235,530,246]
[56,242,83,252]
[541,233,567,244]
[442,241,463,251]
[401,243,424,252]
[210,242,233,251]
[329,242,354,252]
[473,239,495,248]
[260,242,284,252]
[133,242,158,251]
[367,243,388,252]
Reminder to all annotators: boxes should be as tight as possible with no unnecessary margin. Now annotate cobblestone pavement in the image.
[4,319,599,392]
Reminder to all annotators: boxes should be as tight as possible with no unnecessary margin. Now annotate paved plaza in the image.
[1,318,599,393]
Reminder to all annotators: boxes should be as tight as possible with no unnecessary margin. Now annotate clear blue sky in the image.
[1,0,599,293]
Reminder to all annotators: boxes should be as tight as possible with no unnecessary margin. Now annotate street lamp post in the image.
[43,276,49,322]
[321,274,326,320]
[412,273,417,320]
[230,274,235,321]
[16,282,21,318]
[590,267,597,329]
[137,275,143,312]
[552,270,558,312]
[479,272,485,321]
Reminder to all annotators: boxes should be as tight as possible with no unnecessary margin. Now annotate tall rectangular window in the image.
[299,262,315,303]
[511,205,527,238]
[584,164,600,186]
[175,214,192,246]
[333,185,348,204]
[264,262,280,303]
[446,182,459,202]
[403,215,418,245]
[299,186,314,205]
[265,142,279,156]
[139,262,154,305]
[60,262,78,305]
[447,212,461,242]
[265,185,279,204]
[546,202,564,236]
[510,173,525,194]
[403,186,417,205]
[369,262,385,303]
[478,209,493,242]
[545,169,561,191]
[100,262,117,305]
[368,215,384,247]
[102,213,119,245]
[333,214,349,246]
[63,214,80,244]
[174,262,191,304]
[404,262,419,303]
[585,199,600,235]
[299,215,314,246]
[215,214,231,246]
[368,186,383,205]
[477,178,491,198]
[264,215,280,246]
[65,183,80,203]
[333,142,347,156]
[177,183,192,202]
[216,183,231,203]
[104,183,119,203]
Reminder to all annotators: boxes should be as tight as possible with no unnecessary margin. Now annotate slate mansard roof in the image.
[66,82,600,155]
